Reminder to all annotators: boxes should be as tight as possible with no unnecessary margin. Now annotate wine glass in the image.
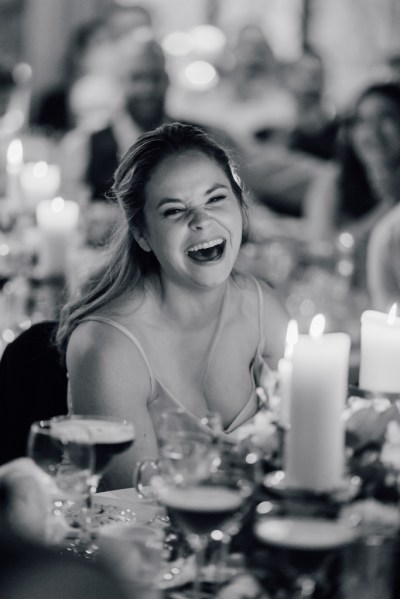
[50,414,135,511]
[154,435,258,599]
[254,516,358,598]
[134,408,218,500]
[27,418,95,544]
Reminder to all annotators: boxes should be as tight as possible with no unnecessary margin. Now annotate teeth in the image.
[187,238,224,253]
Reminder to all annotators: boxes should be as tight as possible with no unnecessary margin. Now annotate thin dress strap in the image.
[199,282,230,389]
[80,316,157,398]
[253,277,265,351]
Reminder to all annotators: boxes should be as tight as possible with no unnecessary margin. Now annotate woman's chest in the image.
[145,321,259,425]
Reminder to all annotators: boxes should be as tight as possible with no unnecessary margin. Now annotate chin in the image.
[191,269,232,289]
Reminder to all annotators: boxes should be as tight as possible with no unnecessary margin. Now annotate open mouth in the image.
[186,238,226,263]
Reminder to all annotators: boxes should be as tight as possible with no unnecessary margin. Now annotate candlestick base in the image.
[263,470,361,505]
[348,384,400,403]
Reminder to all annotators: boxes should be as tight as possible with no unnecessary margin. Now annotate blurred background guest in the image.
[367,202,400,312]
[104,1,153,41]
[32,18,112,135]
[286,46,339,161]
[182,22,297,148]
[304,81,400,286]
[32,3,154,138]
[60,33,170,202]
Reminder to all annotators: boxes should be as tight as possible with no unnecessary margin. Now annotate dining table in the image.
[90,457,400,599]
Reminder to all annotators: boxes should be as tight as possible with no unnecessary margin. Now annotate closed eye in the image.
[207,195,226,205]
[163,207,185,218]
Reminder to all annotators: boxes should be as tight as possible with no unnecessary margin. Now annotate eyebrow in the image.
[156,184,229,209]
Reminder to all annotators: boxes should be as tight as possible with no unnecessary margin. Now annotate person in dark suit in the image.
[60,34,171,201]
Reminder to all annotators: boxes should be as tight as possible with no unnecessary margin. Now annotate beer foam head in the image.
[52,418,134,443]
[256,517,357,550]
[159,485,243,512]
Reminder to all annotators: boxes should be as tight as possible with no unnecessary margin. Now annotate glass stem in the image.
[192,547,205,599]
[190,535,207,599]
[212,534,232,588]
[81,476,99,536]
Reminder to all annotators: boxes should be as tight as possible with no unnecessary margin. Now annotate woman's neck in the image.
[147,275,229,329]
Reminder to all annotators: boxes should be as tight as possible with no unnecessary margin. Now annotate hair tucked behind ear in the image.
[56,122,248,361]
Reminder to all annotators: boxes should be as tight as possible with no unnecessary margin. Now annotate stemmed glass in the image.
[134,408,218,500]
[50,414,135,511]
[27,418,95,545]
[254,516,358,598]
[154,435,258,599]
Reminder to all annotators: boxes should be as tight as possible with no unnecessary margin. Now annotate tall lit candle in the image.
[20,161,61,209]
[6,139,23,209]
[36,197,80,277]
[284,314,351,491]
[359,304,400,393]
[278,319,298,426]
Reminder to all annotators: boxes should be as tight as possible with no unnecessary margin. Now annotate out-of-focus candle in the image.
[6,139,23,208]
[20,161,61,209]
[278,319,298,426]
[359,304,400,393]
[36,197,80,277]
[284,314,351,491]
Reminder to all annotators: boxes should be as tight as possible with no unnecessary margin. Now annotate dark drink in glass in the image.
[52,416,135,475]
[159,485,244,536]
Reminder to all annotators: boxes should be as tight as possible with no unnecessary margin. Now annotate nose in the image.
[188,206,211,230]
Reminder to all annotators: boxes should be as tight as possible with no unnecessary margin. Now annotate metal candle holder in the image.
[348,384,400,403]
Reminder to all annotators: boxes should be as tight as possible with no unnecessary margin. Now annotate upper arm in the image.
[258,280,289,369]
[66,321,158,489]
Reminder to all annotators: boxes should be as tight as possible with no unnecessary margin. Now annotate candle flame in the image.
[33,161,48,178]
[7,139,23,168]
[51,196,65,213]
[388,303,397,325]
[284,319,298,359]
[309,313,325,338]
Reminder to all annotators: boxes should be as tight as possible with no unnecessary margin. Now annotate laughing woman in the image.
[56,123,288,489]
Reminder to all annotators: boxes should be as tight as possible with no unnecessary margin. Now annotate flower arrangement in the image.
[345,396,400,503]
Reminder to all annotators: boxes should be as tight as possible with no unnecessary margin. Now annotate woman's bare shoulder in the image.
[67,319,118,362]
[66,317,152,400]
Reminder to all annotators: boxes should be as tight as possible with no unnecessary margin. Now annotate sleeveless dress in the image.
[71,278,271,439]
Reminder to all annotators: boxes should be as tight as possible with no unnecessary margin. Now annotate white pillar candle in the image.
[278,319,298,426]
[6,139,23,209]
[359,305,400,394]
[36,197,80,277]
[284,315,351,491]
[20,161,61,209]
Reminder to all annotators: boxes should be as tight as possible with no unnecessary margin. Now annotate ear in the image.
[133,228,152,252]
